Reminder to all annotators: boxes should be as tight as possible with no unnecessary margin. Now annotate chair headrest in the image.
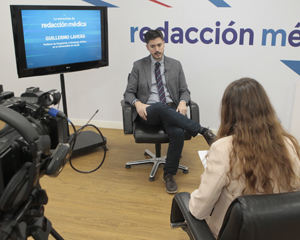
[219,191,300,240]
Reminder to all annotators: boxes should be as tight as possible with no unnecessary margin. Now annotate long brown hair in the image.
[217,78,300,194]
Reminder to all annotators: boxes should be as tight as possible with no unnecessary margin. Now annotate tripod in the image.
[27,215,64,240]
[0,186,64,240]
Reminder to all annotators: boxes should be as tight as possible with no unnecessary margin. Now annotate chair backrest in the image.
[218,191,300,240]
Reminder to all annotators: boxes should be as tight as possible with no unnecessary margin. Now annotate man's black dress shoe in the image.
[163,174,178,194]
[202,129,216,146]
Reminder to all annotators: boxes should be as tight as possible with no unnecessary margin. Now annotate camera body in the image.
[0,85,70,214]
[0,85,68,149]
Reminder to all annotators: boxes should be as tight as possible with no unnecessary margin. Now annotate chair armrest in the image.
[189,100,200,124]
[121,100,133,134]
[170,192,215,240]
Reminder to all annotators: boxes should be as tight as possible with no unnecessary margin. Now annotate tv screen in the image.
[10,5,109,78]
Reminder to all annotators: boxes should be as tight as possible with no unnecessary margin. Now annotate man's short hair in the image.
[144,29,164,44]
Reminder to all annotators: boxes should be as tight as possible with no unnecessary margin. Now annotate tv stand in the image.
[60,73,107,155]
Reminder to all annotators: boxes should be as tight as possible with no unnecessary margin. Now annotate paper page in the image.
[198,150,208,169]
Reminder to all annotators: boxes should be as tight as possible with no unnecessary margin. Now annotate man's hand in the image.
[176,101,187,115]
[135,101,149,120]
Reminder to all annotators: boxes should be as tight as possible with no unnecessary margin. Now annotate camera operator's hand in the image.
[135,101,149,121]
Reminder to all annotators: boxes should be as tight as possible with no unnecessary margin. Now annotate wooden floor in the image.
[35,127,208,239]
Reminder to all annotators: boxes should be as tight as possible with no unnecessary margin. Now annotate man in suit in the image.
[124,29,215,194]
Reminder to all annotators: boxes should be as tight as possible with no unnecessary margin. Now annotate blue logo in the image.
[82,0,118,7]
[209,0,230,8]
[83,0,300,77]
[281,61,300,77]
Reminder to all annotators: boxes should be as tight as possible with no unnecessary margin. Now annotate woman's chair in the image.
[121,100,200,181]
[170,191,300,240]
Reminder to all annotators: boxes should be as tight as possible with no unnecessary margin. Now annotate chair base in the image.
[125,149,189,181]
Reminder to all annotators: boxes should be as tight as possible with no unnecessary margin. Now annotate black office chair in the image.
[170,191,300,240]
[121,100,200,181]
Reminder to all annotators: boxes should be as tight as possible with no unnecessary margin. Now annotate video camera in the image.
[0,85,72,240]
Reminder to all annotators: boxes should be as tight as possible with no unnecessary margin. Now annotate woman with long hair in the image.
[189,78,300,237]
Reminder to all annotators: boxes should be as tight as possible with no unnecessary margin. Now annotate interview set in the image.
[1,3,300,240]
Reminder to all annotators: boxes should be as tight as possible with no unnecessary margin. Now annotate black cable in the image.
[67,119,77,150]
[68,123,107,174]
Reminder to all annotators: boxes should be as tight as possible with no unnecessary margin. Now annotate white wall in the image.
[1,0,300,139]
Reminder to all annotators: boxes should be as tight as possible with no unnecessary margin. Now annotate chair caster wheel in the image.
[183,169,189,174]
[149,177,155,181]
[125,165,131,169]
[144,151,150,156]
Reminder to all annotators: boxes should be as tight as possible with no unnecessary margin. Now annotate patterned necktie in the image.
[155,62,166,104]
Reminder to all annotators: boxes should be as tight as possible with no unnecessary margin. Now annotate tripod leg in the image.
[50,227,64,240]
[29,216,64,240]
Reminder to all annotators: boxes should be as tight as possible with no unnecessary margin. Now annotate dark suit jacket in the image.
[124,55,191,121]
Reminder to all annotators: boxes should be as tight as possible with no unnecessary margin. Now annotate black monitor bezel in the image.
[10,5,109,78]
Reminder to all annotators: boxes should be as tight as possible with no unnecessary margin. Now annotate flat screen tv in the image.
[10,5,109,78]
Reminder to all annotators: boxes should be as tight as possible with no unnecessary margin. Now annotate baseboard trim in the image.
[69,119,218,134]
[69,119,123,129]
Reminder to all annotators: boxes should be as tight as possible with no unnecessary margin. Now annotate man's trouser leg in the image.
[144,102,200,137]
[137,103,192,175]
[162,122,184,175]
